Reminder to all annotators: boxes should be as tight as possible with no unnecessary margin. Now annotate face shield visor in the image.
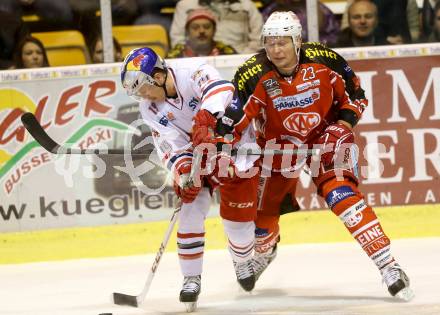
[120,47,166,102]
[122,70,159,102]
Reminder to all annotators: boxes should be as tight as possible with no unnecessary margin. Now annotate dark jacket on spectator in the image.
[167,41,236,58]
[374,0,412,43]
[333,27,390,48]
[0,11,28,69]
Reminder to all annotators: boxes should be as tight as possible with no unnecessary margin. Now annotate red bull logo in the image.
[126,54,145,71]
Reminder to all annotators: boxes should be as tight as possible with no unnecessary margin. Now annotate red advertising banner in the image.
[296,55,440,209]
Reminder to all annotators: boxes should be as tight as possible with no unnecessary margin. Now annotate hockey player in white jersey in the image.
[120,47,259,311]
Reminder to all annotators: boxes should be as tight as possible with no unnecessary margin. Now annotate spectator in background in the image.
[170,0,263,54]
[11,35,49,69]
[0,10,29,70]
[426,1,440,41]
[421,0,440,40]
[70,0,139,43]
[70,0,138,25]
[341,0,418,44]
[334,0,389,47]
[89,35,123,63]
[406,0,421,42]
[261,0,340,46]
[134,0,178,32]
[167,8,236,58]
[0,0,74,27]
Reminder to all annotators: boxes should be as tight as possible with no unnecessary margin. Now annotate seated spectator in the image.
[0,10,28,70]
[170,0,263,54]
[334,0,390,47]
[426,1,440,41]
[261,0,340,46]
[167,8,236,58]
[11,35,49,69]
[89,35,123,63]
[341,0,417,44]
[0,0,74,27]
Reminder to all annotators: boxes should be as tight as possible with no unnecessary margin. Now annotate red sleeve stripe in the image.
[199,79,217,91]
[201,79,233,97]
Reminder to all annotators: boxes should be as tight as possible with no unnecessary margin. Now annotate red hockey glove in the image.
[192,109,218,146]
[316,123,354,166]
[205,151,237,185]
[173,161,201,203]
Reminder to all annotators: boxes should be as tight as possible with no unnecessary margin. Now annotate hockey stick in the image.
[22,112,318,157]
[112,203,181,307]
[20,112,150,156]
[112,152,203,308]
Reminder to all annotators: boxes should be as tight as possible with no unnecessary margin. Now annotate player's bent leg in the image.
[223,219,256,292]
[177,188,211,307]
[252,174,296,282]
[319,177,413,300]
[254,214,280,281]
[219,175,259,291]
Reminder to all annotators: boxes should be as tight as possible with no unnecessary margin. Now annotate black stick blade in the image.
[112,292,139,307]
[21,112,59,153]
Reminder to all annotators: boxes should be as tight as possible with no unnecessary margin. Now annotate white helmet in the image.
[262,11,302,56]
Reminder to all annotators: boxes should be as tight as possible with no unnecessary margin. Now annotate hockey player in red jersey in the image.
[193,11,414,300]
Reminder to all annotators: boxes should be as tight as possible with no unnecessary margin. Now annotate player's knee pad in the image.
[324,184,359,212]
[320,179,379,232]
[320,178,362,216]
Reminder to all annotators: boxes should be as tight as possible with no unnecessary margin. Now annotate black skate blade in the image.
[112,292,139,307]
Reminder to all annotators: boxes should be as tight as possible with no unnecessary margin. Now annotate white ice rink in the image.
[1,238,439,315]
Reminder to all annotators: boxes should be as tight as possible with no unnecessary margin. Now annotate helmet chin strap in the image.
[156,69,176,99]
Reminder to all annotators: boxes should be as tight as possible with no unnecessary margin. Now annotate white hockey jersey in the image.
[138,59,236,174]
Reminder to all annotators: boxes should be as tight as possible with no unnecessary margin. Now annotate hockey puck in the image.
[99,313,112,315]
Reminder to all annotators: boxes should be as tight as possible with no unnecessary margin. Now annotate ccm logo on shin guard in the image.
[228,201,254,208]
[325,186,355,208]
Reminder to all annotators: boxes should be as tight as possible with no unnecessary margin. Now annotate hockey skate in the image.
[179,275,201,312]
[233,260,255,292]
[381,264,414,301]
[253,244,278,281]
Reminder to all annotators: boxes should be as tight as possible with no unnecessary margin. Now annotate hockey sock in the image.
[177,231,205,276]
[254,214,280,254]
[322,179,395,270]
[223,219,255,262]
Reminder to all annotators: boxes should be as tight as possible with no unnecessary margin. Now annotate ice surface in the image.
[1,238,439,315]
